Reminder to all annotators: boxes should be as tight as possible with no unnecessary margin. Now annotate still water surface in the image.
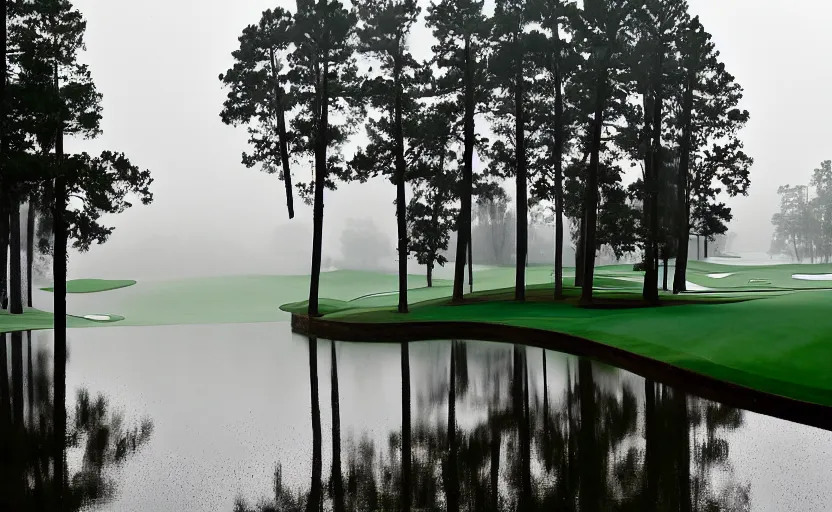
[1,323,831,511]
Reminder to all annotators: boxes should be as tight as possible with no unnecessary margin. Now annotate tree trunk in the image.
[0,0,6,313]
[306,337,322,512]
[792,235,799,262]
[642,93,656,301]
[26,202,34,308]
[575,218,585,288]
[308,59,329,317]
[401,341,411,512]
[453,36,475,302]
[580,68,608,305]
[446,341,459,512]
[515,31,527,303]
[394,50,408,314]
[662,255,668,292]
[426,261,433,288]
[673,75,694,293]
[269,48,294,220]
[9,195,22,315]
[54,98,68,509]
[647,71,663,303]
[696,235,700,260]
[704,237,708,259]
[467,230,473,294]
[0,190,8,311]
[553,66,565,300]
[330,340,344,512]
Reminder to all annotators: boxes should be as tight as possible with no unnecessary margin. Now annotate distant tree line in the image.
[220,0,752,314]
[770,160,832,263]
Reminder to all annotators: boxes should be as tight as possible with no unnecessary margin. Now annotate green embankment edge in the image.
[282,285,832,410]
[41,279,137,294]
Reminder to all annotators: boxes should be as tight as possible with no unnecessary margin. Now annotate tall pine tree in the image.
[426,0,490,302]
[290,0,362,316]
[352,0,422,313]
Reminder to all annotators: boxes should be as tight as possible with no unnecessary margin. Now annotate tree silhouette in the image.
[352,0,423,313]
[406,102,459,288]
[426,0,491,302]
[289,0,362,317]
[219,8,297,220]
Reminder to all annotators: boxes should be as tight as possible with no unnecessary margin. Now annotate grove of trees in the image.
[770,160,832,263]
[221,0,752,314]
[0,1,155,508]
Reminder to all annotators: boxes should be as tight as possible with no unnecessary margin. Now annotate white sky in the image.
[63,0,832,279]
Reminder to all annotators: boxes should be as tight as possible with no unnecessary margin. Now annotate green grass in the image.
[684,261,832,290]
[282,266,832,409]
[41,279,137,293]
[0,308,113,331]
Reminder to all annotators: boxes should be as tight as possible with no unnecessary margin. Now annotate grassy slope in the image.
[41,279,137,293]
[685,261,832,289]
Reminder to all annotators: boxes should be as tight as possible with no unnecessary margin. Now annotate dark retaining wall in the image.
[291,313,832,432]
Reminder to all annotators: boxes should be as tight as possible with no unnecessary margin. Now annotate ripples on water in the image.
[1,323,831,511]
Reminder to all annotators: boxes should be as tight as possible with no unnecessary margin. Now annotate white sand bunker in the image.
[707,273,734,279]
[83,314,112,321]
[792,274,832,281]
[685,282,712,291]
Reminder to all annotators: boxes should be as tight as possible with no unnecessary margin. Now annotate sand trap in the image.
[83,314,112,321]
[707,273,734,279]
[792,274,832,281]
[685,282,712,292]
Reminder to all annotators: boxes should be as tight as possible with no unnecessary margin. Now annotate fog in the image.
[61,0,832,280]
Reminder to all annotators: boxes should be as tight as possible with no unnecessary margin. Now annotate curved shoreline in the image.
[290,313,832,432]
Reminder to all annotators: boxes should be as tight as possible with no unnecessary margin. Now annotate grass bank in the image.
[282,284,832,411]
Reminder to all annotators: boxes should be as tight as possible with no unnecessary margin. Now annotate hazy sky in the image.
[64,0,832,279]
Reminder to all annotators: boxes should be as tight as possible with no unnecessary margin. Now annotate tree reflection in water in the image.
[0,332,154,511]
[238,338,750,511]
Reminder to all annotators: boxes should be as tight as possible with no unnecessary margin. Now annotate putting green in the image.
[0,309,115,332]
[41,279,137,293]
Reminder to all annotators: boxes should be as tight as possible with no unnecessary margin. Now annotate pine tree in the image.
[630,0,687,302]
[672,16,751,290]
[528,0,580,300]
[220,8,297,220]
[426,0,491,303]
[404,103,458,289]
[572,0,637,304]
[490,0,537,301]
[289,0,362,317]
[352,0,423,313]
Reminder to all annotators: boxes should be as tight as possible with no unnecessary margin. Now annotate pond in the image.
[1,323,831,511]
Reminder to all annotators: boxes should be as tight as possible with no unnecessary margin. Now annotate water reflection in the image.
[0,331,154,510]
[237,338,753,511]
